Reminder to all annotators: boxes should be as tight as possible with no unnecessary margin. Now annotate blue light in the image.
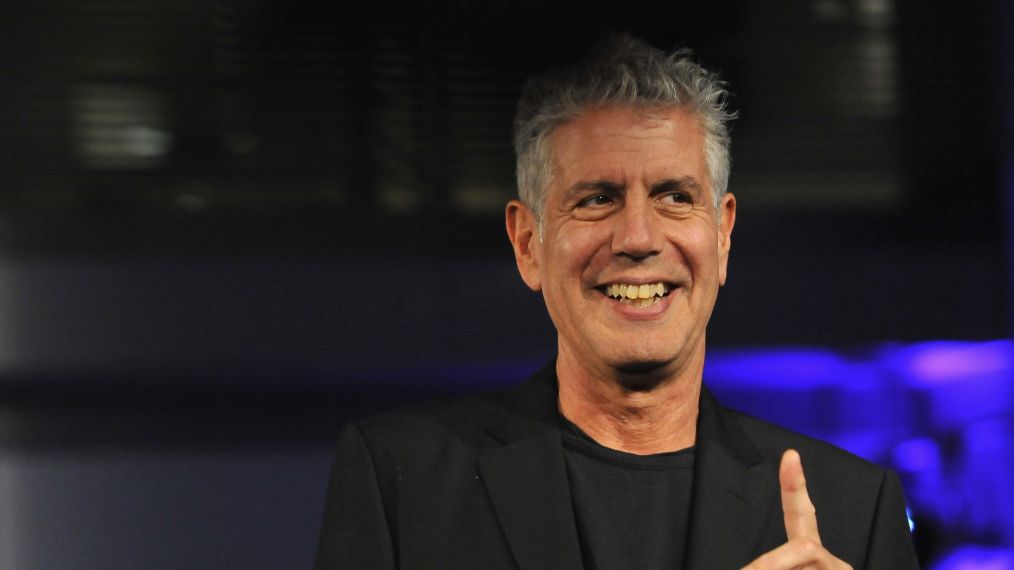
[882,340,1014,430]
[883,340,1014,385]
[704,347,876,389]
[893,438,941,473]
[931,546,1014,570]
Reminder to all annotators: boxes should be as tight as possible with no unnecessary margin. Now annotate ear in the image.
[717,192,736,286]
[505,200,543,291]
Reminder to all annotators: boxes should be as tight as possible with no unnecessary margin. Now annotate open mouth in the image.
[596,282,675,308]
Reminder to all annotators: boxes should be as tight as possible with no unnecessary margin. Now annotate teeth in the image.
[603,282,670,304]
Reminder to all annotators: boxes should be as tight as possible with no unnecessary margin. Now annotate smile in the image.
[598,282,673,308]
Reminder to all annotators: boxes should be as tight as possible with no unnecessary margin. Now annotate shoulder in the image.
[718,403,917,561]
[348,392,496,449]
[713,403,905,554]
[720,405,886,482]
[344,379,542,457]
[351,366,559,453]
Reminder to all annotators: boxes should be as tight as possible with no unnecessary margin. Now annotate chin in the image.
[605,354,681,392]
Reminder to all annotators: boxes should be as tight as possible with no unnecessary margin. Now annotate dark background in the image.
[0,0,1011,568]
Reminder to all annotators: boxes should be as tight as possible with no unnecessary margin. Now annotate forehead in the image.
[547,105,707,186]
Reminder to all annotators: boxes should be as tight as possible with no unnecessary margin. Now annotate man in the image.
[316,35,919,569]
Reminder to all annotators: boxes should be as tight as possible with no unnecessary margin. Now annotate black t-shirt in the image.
[561,418,695,570]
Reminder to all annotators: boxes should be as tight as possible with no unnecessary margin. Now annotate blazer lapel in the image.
[684,388,780,569]
[476,369,781,569]
[477,365,583,570]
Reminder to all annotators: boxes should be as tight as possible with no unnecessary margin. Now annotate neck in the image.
[556,346,702,455]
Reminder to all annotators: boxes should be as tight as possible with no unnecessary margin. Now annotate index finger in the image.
[779,449,821,542]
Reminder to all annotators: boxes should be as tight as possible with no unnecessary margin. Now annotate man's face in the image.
[507,105,736,383]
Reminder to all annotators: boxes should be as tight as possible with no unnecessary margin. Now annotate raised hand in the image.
[740,449,852,570]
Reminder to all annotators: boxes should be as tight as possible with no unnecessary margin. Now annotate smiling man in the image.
[316,35,919,569]
[507,104,732,458]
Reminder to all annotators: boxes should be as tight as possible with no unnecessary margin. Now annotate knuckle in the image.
[797,538,821,556]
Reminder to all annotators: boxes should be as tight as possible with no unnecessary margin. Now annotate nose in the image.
[611,194,664,260]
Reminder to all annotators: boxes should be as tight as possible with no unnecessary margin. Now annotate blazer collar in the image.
[477,363,779,570]
[684,387,781,568]
[477,362,584,570]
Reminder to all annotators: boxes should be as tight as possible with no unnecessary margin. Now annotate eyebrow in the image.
[650,177,705,196]
[565,176,704,200]
[567,179,623,195]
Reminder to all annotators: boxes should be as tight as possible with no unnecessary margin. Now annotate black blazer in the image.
[316,364,918,569]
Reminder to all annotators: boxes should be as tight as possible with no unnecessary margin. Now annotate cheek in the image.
[677,226,722,274]
[548,227,609,277]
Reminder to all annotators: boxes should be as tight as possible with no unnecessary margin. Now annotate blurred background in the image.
[1,0,1012,567]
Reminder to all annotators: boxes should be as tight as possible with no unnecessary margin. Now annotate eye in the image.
[658,191,691,205]
[577,194,613,208]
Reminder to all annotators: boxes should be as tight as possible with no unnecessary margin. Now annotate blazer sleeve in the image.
[315,423,397,570]
[864,470,920,569]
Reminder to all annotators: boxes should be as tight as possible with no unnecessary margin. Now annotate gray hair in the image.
[514,34,735,223]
